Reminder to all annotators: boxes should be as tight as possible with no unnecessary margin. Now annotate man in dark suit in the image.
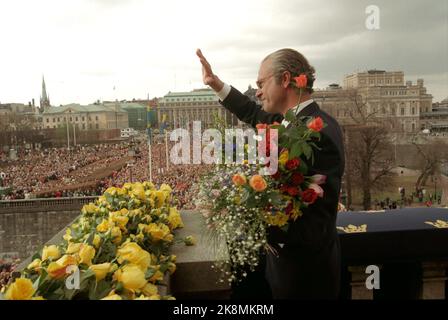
[196,48,345,299]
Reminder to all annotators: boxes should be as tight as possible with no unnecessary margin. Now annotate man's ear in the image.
[282,71,291,89]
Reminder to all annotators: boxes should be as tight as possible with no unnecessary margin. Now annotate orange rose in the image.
[249,175,267,192]
[307,117,324,132]
[232,174,247,186]
[294,74,307,88]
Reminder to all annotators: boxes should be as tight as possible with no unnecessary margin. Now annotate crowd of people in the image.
[1,138,213,210]
[0,258,20,291]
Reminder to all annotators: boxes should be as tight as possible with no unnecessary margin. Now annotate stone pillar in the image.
[420,261,448,299]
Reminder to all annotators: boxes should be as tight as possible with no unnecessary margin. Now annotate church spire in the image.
[40,75,51,109]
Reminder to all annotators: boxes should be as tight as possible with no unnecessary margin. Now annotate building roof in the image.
[43,103,126,115]
[112,102,147,110]
[160,88,218,103]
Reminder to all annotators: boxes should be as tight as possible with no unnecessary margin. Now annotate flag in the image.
[147,101,157,144]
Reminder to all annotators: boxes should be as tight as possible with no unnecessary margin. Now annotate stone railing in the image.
[7,203,448,300]
[0,197,98,214]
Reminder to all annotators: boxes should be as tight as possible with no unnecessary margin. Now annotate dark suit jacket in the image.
[221,86,345,299]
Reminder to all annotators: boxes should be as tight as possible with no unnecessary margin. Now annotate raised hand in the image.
[196,48,224,92]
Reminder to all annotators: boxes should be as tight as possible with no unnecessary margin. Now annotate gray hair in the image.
[263,48,316,93]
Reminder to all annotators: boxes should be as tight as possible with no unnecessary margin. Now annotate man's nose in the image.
[256,89,263,99]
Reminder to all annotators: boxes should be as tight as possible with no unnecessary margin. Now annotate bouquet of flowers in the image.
[196,75,327,283]
[1,182,183,300]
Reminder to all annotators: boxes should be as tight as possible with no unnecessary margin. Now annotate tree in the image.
[342,89,396,210]
[412,136,448,192]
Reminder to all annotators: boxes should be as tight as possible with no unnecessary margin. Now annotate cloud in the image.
[0,0,446,105]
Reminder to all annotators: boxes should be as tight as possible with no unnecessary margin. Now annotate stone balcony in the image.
[4,199,448,300]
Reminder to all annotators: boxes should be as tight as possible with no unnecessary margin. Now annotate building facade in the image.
[313,70,433,133]
[157,88,238,129]
[42,104,128,130]
[420,97,448,133]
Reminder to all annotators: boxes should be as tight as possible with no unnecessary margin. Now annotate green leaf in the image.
[289,143,302,159]
[303,144,312,160]
[284,109,295,123]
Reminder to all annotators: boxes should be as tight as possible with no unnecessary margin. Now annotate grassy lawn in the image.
[350,171,442,209]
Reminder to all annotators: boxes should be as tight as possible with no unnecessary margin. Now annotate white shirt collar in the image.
[281,99,314,127]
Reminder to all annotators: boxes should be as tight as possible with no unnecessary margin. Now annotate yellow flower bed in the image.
[1,182,183,300]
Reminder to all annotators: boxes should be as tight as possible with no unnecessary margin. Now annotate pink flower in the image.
[308,183,324,198]
[311,174,326,185]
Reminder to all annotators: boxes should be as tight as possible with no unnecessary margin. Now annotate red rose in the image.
[287,186,299,196]
[294,74,307,89]
[302,188,318,204]
[307,117,324,132]
[279,184,288,193]
[291,172,304,186]
[285,158,300,170]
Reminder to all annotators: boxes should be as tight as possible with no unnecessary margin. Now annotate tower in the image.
[40,75,51,110]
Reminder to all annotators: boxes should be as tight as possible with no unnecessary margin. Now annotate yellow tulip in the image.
[141,283,158,296]
[159,184,172,193]
[167,262,176,275]
[279,149,289,166]
[111,226,122,245]
[144,223,171,242]
[47,262,67,279]
[78,244,96,266]
[66,242,82,254]
[154,190,167,207]
[56,254,78,267]
[116,242,151,271]
[27,258,42,272]
[167,207,184,230]
[96,219,112,233]
[109,213,129,231]
[89,263,111,281]
[92,234,101,249]
[5,278,35,300]
[41,245,61,261]
[148,269,164,283]
[63,228,72,242]
[114,264,147,290]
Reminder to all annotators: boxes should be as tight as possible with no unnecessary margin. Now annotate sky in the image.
[0,0,447,106]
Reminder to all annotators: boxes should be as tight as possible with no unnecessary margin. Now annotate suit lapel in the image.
[295,101,319,118]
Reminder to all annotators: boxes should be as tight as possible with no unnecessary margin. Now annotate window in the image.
[82,123,85,129]
[82,116,85,121]
[96,124,99,129]
[95,116,99,121]
[88,116,91,121]
[76,117,78,121]
[46,118,49,123]
[411,107,415,115]
[401,108,405,115]
[412,123,415,131]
